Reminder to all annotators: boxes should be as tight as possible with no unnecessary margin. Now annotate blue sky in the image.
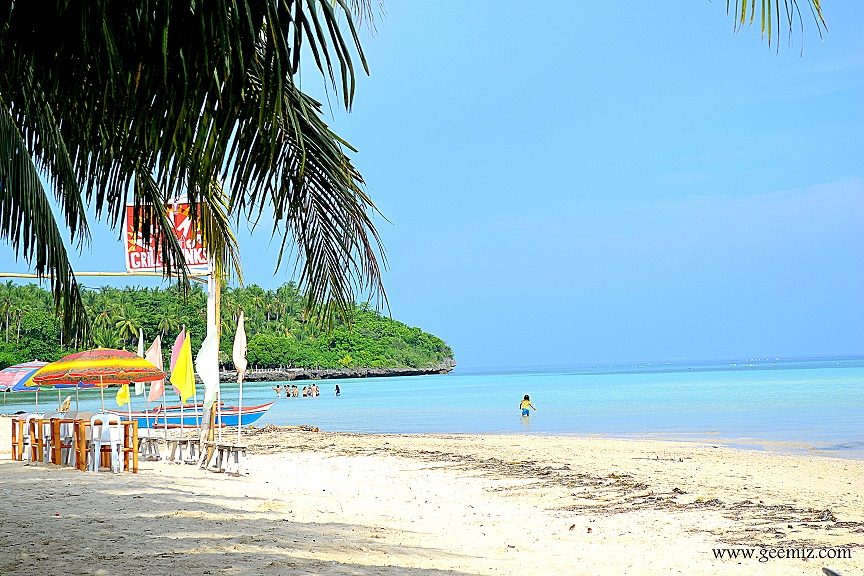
[3,2,863,368]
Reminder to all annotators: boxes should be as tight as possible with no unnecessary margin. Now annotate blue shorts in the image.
[522,408,530,416]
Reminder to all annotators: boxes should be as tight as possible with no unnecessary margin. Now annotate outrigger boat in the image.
[109,401,275,428]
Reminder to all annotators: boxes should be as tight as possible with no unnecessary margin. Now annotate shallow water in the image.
[6,357,863,459]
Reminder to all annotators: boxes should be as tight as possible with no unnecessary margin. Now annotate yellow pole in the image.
[0,272,207,284]
[207,270,219,444]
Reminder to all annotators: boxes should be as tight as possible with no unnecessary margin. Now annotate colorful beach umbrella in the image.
[0,361,47,408]
[0,361,47,392]
[32,348,166,410]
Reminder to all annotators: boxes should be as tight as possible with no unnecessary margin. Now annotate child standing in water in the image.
[520,395,536,417]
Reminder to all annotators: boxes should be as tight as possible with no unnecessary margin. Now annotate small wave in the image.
[810,441,864,452]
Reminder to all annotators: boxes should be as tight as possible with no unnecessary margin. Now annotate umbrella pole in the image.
[99,375,105,412]
[57,388,61,409]
[144,388,151,431]
[75,384,79,411]
[35,389,39,412]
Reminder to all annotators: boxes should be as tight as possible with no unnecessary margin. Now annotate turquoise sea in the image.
[6,357,864,459]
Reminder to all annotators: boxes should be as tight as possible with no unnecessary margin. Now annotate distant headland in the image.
[219,357,456,383]
[0,283,455,376]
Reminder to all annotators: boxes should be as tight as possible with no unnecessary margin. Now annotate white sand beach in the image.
[1,417,861,575]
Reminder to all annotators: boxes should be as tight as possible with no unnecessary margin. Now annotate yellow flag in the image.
[170,333,196,404]
[115,384,131,407]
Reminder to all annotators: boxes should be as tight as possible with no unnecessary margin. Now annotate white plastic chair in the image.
[89,413,123,473]
[22,413,44,462]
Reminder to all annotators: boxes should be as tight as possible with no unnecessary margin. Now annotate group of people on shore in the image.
[272,384,320,398]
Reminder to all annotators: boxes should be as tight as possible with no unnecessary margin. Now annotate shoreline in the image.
[1,419,862,575]
[217,358,456,383]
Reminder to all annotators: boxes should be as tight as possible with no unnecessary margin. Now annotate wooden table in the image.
[11,416,138,473]
[72,419,139,473]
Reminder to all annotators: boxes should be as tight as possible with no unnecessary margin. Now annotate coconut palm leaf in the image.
[0,0,383,338]
[0,106,89,340]
[727,0,826,47]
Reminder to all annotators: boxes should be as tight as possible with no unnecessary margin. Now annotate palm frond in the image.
[727,0,827,47]
[0,105,89,340]
[1,0,384,335]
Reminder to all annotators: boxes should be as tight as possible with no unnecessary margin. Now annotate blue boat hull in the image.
[110,402,274,428]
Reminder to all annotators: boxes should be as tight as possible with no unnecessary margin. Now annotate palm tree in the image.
[0,1,385,340]
[14,302,28,341]
[278,314,300,339]
[157,308,178,338]
[90,325,122,350]
[114,305,139,347]
[0,282,15,343]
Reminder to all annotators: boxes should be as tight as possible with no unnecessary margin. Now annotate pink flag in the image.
[146,335,165,402]
[170,328,186,395]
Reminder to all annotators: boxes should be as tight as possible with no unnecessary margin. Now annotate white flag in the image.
[196,330,220,412]
[232,311,248,376]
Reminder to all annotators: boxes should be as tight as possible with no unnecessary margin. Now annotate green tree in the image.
[0,281,16,343]
[0,281,455,369]
[113,305,139,347]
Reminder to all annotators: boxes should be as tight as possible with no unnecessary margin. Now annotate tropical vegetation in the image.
[0,281,453,371]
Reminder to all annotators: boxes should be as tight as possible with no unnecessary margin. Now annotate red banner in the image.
[124,203,209,274]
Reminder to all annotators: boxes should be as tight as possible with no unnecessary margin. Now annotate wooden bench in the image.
[165,437,199,464]
[137,431,162,461]
[199,441,248,475]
